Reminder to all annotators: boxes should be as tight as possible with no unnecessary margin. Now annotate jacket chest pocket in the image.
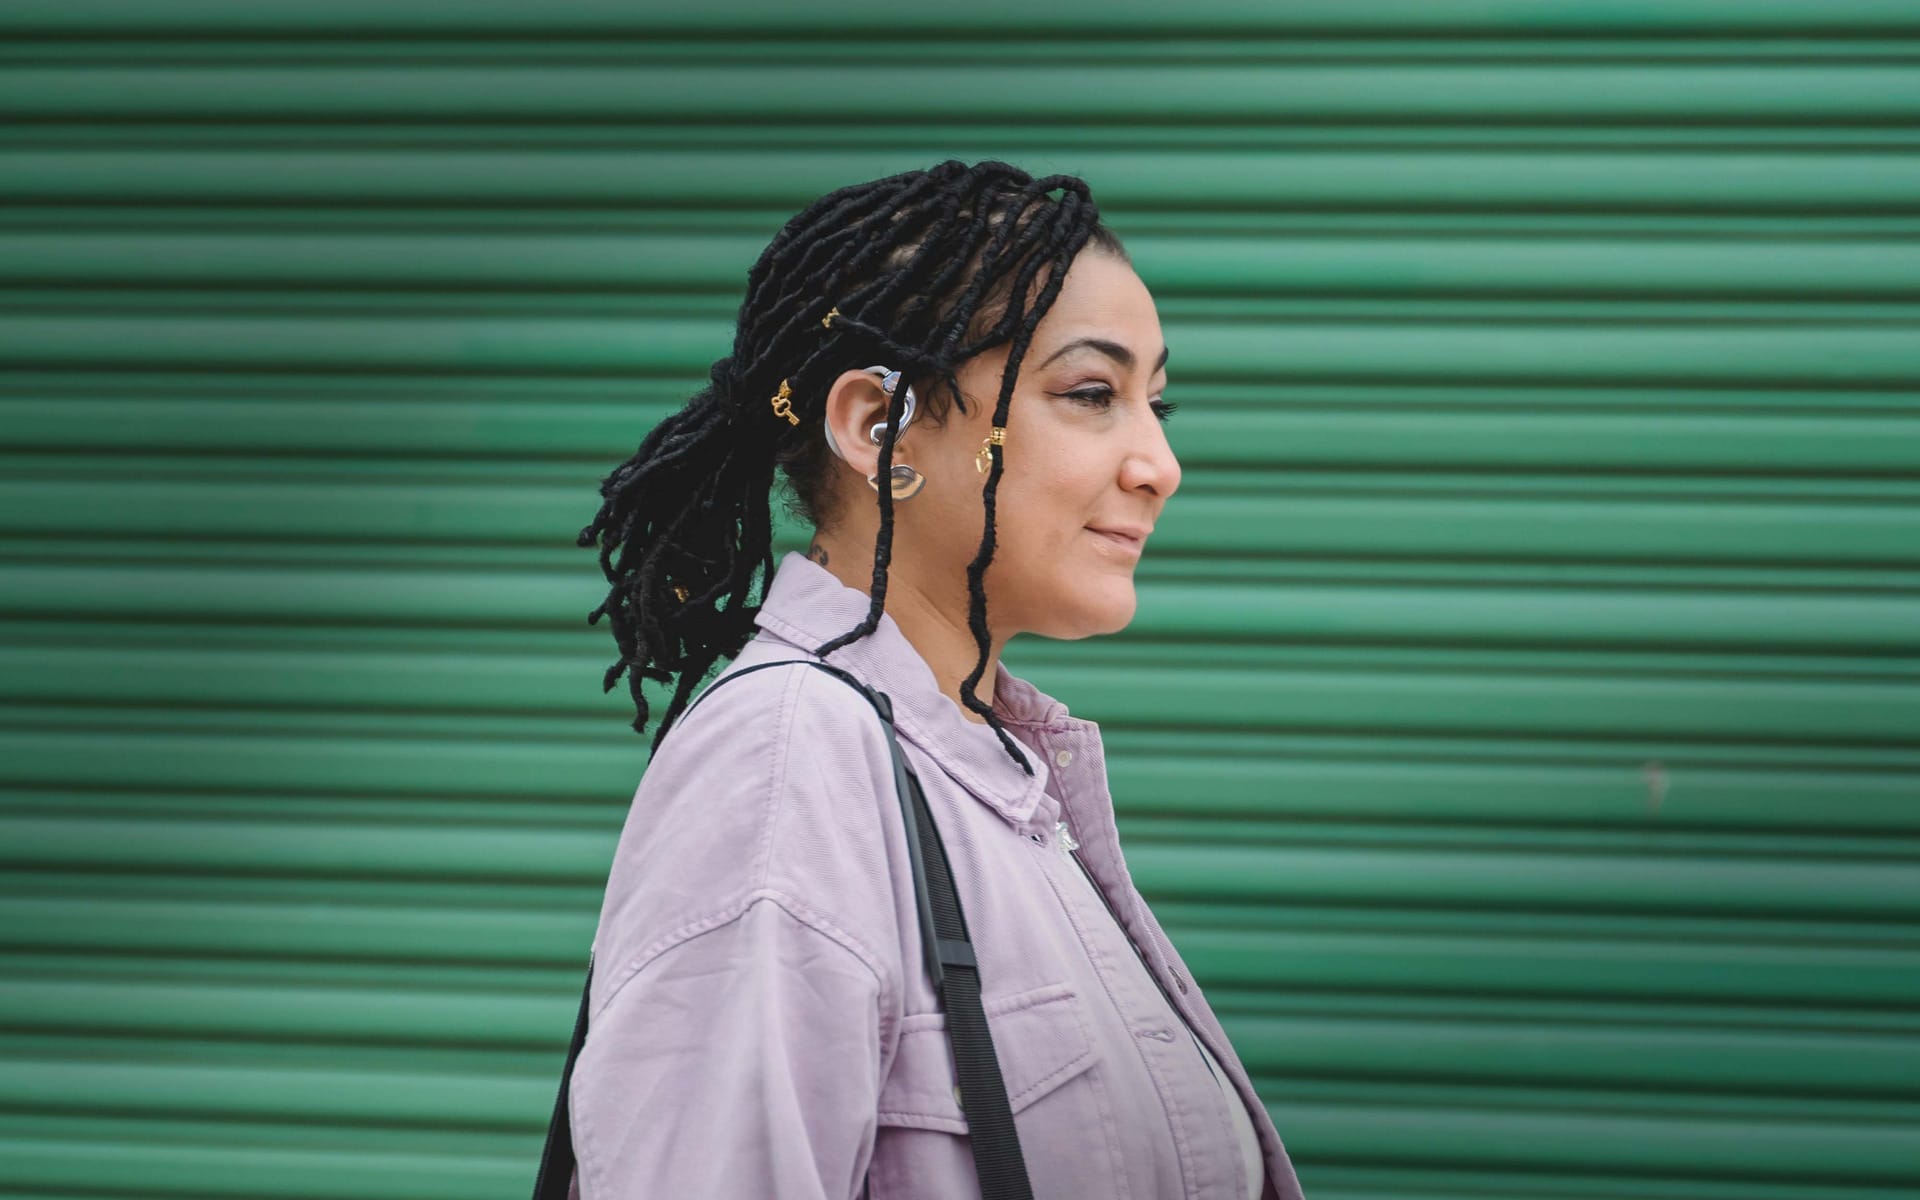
[871,982,1123,1198]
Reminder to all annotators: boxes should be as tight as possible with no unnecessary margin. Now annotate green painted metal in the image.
[2,4,1917,1198]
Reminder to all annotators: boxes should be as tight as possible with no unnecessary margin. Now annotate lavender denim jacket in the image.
[568,551,1307,1199]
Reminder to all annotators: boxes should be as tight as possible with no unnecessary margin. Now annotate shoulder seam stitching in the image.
[595,887,893,1024]
[748,660,810,892]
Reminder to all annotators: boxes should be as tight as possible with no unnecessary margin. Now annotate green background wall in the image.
[3,3,1918,1197]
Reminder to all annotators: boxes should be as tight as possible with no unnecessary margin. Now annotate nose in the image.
[1119,409,1182,500]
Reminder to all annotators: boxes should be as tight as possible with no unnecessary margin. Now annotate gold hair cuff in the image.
[975,426,1006,474]
[821,306,840,330]
[769,378,799,426]
[672,585,689,603]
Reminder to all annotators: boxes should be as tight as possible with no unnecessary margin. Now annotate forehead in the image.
[1031,250,1164,369]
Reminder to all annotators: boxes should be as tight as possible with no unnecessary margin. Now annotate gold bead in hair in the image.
[975,426,1006,474]
[821,306,840,330]
[769,378,799,426]
[672,585,689,603]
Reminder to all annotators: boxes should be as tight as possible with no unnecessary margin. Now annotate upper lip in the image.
[1087,524,1152,544]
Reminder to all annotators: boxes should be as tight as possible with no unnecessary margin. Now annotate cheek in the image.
[1000,465,1084,547]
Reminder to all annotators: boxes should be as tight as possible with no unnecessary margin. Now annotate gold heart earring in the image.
[975,426,1006,474]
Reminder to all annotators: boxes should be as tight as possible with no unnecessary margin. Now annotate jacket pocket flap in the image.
[876,982,1094,1134]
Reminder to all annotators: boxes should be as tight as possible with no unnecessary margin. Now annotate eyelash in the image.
[1063,386,1179,423]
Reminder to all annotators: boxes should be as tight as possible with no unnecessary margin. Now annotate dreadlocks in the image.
[577,159,1127,770]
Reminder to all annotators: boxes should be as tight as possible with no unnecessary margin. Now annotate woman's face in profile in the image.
[821,245,1179,644]
[942,247,1181,642]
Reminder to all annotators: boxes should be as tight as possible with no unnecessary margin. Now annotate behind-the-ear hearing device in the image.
[823,365,918,461]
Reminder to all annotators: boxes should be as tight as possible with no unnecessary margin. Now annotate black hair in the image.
[577,159,1128,770]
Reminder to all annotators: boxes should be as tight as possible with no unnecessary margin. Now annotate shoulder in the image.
[590,654,907,1013]
[647,655,898,806]
[675,654,891,759]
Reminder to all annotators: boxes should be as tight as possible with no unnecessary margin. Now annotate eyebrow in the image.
[1039,337,1170,374]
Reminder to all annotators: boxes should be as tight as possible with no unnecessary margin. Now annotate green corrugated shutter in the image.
[3,4,1917,1197]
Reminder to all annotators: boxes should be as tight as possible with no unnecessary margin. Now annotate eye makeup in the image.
[1054,384,1178,423]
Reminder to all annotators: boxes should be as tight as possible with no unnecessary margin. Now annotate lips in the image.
[1086,525,1149,552]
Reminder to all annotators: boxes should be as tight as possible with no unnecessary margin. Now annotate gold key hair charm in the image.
[769,378,799,426]
[975,426,1006,474]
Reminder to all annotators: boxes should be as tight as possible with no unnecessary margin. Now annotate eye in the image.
[1058,386,1177,424]
[1063,386,1115,410]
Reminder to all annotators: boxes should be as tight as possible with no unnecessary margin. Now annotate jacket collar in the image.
[748,550,1074,826]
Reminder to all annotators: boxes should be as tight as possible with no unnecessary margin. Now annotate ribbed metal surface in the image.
[3,4,1918,1198]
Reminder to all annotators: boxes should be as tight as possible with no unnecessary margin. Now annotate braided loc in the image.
[577,159,1123,766]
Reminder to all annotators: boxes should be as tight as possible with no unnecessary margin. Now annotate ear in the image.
[822,367,906,478]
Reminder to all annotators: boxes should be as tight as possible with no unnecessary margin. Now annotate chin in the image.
[1039,585,1138,640]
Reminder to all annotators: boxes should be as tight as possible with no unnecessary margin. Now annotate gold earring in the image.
[975,426,1006,474]
[769,379,799,426]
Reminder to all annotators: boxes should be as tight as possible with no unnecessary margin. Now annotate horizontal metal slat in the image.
[5,814,1914,919]
[1168,926,1920,1008]
[7,917,1912,1016]
[8,232,1920,298]
[6,148,1920,212]
[0,977,567,1045]
[0,1016,1910,1133]
[5,639,1914,742]
[0,894,590,963]
[1261,1094,1920,1184]
[5,719,1915,830]
[4,477,1917,564]
[1228,1012,1920,1098]
[6,63,1920,123]
[5,311,1920,382]
[0,1120,521,1200]
[8,976,1912,1073]
[4,0,1919,36]
[5,562,1920,649]
[1133,841,1920,919]
[7,1056,541,1129]
[9,394,1920,473]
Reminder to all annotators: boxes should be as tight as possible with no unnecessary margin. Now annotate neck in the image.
[808,536,1004,724]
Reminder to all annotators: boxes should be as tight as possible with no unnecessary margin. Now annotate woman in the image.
[569,159,1306,1199]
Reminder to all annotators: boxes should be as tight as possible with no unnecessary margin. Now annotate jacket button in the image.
[1054,748,1073,767]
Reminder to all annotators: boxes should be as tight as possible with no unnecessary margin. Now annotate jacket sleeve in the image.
[568,893,887,1200]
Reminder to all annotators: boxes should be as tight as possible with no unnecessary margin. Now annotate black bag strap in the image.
[532,657,1034,1200]
[531,945,593,1200]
